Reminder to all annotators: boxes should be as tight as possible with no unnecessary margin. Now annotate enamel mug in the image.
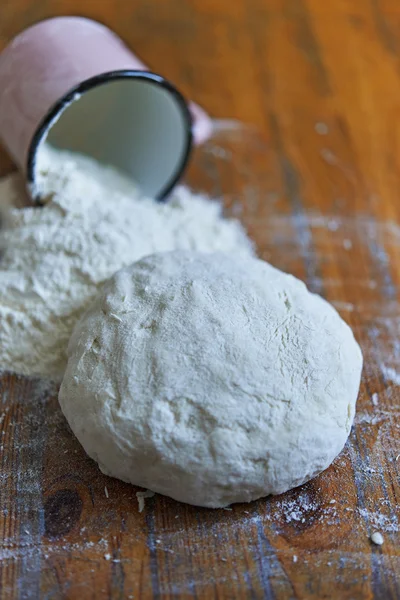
[0,17,212,202]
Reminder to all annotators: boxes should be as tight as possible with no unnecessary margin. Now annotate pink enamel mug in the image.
[0,17,212,203]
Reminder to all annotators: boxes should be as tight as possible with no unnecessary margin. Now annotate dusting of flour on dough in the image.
[59,251,362,507]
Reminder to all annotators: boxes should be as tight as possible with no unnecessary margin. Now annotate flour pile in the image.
[0,145,253,380]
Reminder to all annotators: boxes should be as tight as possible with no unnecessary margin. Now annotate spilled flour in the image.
[0,145,253,380]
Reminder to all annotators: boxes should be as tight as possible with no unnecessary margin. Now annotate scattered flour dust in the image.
[380,364,400,386]
[0,144,253,380]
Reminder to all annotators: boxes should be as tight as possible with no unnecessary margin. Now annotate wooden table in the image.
[1,1,399,598]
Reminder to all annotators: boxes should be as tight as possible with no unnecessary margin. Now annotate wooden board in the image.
[0,1,399,598]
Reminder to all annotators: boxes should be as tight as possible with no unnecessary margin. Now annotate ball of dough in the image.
[59,251,362,507]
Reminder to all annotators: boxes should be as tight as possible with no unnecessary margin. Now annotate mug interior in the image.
[28,71,193,202]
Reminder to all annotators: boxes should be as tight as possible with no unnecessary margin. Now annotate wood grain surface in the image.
[1,1,400,598]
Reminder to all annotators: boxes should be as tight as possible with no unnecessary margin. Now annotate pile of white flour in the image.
[0,145,253,380]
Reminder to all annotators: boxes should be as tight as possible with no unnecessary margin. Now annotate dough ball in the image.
[59,251,362,507]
